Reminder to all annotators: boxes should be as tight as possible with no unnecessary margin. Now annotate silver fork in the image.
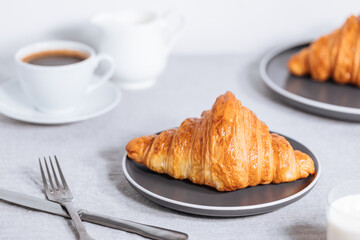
[39,156,95,240]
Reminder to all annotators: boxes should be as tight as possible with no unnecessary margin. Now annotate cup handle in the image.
[86,54,115,93]
[161,11,185,51]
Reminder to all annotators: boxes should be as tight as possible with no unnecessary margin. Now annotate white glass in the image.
[327,180,360,240]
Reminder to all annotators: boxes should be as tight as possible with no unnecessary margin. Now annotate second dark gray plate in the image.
[260,41,360,121]
[122,133,320,217]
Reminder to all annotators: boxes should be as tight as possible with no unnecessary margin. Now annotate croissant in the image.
[288,15,360,87]
[126,92,315,191]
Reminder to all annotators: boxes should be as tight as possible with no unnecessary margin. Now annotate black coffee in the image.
[22,49,89,66]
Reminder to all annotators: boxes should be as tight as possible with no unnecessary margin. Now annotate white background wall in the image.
[0,0,358,58]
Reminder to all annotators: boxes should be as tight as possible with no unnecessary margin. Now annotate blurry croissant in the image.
[288,15,360,86]
[126,92,315,191]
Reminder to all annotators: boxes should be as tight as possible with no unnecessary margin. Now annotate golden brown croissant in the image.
[126,92,315,191]
[288,15,360,87]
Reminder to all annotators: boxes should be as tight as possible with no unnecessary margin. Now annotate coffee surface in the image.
[22,49,89,66]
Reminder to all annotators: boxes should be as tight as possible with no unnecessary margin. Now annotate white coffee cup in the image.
[15,40,115,113]
[91,10,184,90]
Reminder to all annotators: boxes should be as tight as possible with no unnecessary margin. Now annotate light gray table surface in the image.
[0,54,358,240]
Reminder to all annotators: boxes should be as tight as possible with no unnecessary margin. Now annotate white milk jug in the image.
[91,11,184,89]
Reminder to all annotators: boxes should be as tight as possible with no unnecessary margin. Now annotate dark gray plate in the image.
[260,41,360,121]
[122,132,320,217]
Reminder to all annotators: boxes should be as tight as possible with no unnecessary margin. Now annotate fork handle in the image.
[78,209,188,240]
[63,202,95,240]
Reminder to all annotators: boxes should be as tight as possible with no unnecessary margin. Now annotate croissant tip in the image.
[126,135,157,163]
[294,150,315,177]
[222,91,238,101]
[222,91,235,99]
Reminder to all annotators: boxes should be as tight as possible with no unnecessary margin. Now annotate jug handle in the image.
[161,11,185,51]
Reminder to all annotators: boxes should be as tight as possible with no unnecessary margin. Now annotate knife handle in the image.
[78,209,188,240]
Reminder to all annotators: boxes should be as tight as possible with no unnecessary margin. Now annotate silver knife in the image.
[0,188,188,240]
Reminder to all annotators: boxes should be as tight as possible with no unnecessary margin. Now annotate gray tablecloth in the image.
[0,54,355,239]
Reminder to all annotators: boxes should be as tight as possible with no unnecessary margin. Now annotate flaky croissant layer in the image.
[126,92,315,191]
[288,15,360,87]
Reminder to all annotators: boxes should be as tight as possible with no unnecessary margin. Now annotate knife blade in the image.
[0,188,69,217]
[0,188,188,240]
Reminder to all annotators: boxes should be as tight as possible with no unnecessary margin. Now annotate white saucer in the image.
[0,81,121,124]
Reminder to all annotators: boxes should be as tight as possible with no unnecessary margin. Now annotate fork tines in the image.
[39,156,69,193]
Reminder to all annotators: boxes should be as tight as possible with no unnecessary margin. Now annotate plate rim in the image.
[122,132,321,212]
[0,80,121,124]
[259,39,360,115]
